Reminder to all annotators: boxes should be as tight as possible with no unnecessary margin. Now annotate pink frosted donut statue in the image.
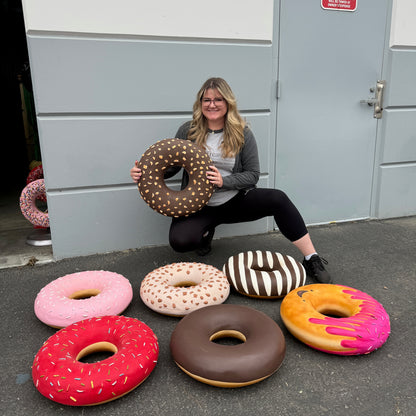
[26,164,47,202]
[280,284,391,355]
[140,262,230,316]
[34,271,133,328]
[32,315,159,406]
[20,178,49,227]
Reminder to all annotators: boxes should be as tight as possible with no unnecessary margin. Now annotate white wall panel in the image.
[38,114,271,190]
[376,165,416,218]
[390,0,416,47]
[27,37,273,114]
[47,178,271,259]
[385,50,416,106]
[22,0,273,41]
[381,109,416,164]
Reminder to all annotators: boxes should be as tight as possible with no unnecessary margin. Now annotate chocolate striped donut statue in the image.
[223,251,306,298]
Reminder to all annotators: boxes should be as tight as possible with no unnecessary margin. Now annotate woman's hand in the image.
[130,160,142,183]
[206,165,223,188]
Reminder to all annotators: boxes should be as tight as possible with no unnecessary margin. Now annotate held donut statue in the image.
[170,304,286,387]
[35,271,133,328]
[19,179,49,228]
[140,262,230,316]
[223,251,306,298]
[32,315,159,406]
[137,138,214,217]
[280,284,391,355]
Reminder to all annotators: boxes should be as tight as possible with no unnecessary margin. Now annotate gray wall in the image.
[27,35,278,258]
[373,47,416,218]
[25,1,416,260]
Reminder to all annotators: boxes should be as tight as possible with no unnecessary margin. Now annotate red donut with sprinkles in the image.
[32,315,159,406]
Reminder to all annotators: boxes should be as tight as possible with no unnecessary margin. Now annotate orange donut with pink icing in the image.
[280,284,390,355]
[34,271,133,328]
[140,262,230,316]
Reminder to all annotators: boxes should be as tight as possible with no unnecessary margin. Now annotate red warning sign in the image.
[321,0,357,11]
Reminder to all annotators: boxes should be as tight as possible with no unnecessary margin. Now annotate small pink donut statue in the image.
[34,270,133,328]
[26,164,47,202]
[19,178,49,228]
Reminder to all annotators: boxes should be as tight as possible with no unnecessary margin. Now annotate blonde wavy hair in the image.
[188,77,246,157]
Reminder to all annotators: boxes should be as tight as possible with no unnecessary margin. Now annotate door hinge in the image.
[276,80,280,99]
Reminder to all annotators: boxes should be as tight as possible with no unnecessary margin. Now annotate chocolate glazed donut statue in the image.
[170,304,286,387]
[137,138,214,217]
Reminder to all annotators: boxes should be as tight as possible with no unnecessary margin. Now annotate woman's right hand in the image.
[130,160,142,183]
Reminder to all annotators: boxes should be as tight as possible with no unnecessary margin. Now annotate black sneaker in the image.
[302,255,333,284]
[196,229,214,256]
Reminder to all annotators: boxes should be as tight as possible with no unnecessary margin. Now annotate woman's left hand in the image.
[206,165,223,188]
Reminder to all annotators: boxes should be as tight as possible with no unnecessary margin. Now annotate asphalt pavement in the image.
[1,216,415,416]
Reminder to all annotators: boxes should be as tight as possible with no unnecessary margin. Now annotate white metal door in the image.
[276,0,390,224]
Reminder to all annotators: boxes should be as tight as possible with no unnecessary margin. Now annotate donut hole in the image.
[69,289,101,300]
[250,265,275,272]
[163,179,181,192]
[76,341,118,363]
[34,197,48,212]
[210,330,246,346]
[173,281,198,288]
[317,307,351,319]
[171,269,202,288]
[157,168,184,192]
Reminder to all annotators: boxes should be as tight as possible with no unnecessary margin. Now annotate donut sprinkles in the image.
[32,315,159,406]
[137,138,214,217]
[19,178,49,227]
[26,164,46,202]
[223,251,306,298]
[280,284,391,355]
[34,271,134,328]
[140,262,230,316]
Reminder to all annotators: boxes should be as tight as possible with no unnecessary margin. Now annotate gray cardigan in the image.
[171,121,260,191]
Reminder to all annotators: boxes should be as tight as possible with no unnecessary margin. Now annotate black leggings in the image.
[169,188,308,252]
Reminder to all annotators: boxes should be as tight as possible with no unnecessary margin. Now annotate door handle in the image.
[360,80,386,119]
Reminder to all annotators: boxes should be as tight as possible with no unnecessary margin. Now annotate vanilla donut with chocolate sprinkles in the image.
[137,138,214,217]
[223,251,306,298]
[140,262,230,316]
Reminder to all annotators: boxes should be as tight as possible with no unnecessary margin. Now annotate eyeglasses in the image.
[202,97,225,106]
